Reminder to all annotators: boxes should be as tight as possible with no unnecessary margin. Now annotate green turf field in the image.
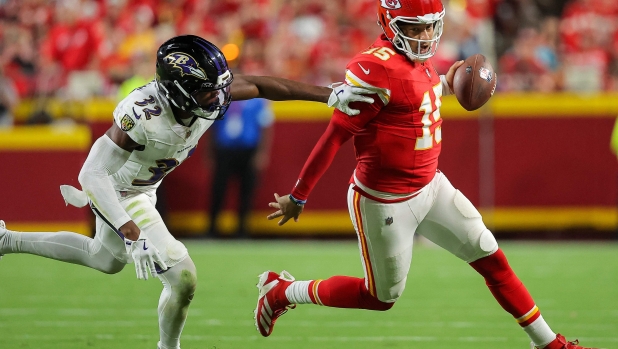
[0,240,616,349]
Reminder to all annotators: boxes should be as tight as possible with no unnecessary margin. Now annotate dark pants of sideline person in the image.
[208,147,258,238]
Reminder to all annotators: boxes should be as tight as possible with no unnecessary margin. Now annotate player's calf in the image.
[254,271,396,337]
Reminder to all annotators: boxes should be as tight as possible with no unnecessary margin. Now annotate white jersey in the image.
[111,81,215,193]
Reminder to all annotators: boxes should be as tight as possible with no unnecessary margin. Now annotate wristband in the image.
[289,194,306,206]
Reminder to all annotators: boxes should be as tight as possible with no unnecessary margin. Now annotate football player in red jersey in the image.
[257,1,598,349]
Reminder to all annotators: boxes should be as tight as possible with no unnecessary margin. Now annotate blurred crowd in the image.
[0,0,617,125]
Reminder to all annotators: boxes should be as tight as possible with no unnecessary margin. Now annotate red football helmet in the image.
[377,0,445,62]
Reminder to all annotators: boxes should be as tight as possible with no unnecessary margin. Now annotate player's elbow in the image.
[77,162,107,192]
[77,166,89,188]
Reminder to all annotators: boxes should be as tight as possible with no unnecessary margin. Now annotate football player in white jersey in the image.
[0,35,374,349]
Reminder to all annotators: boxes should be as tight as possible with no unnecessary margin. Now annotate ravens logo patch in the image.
[120,114,135,131]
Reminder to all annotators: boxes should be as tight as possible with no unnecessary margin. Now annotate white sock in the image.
[285,280,313,304]
[523,315,557,348]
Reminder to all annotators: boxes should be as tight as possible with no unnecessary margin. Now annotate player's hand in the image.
[444,60,465,94]
[327,82,375,116]
[124,232,169,280]
[267,193,304,226]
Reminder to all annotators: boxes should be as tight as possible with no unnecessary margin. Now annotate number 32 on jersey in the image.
[415,82,442,150]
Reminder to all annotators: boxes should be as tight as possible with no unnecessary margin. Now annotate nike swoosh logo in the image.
[143,242,148,251]
[358,63,370,75]
[132,107,141,120]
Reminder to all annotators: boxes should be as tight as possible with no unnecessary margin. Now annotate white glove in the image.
[124,233,169,280]
[327,82,375,116]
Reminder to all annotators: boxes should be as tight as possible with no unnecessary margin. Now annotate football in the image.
[452,54,497,111]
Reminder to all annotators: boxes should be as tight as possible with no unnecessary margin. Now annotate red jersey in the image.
[292,35,444,200]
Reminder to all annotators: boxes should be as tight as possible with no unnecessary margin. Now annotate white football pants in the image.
[348,171,499,303]
[0,190,195,349]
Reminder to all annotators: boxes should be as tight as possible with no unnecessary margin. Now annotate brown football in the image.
[453,54,497,111]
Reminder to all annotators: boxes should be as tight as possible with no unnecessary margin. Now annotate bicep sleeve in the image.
[290,117,354,201]
[78,135,132,229]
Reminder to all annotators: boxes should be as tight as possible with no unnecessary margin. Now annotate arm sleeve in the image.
[440,74,453,96]
[290,116,354,201]
[78,135,132,229]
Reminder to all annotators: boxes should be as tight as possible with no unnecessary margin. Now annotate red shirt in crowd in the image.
[41,21,98,72]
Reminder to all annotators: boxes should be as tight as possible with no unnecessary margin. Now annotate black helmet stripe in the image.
[196,40,227,75]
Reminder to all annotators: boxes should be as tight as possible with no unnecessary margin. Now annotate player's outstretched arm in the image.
[230,75,374,116]
[267,117,354,226]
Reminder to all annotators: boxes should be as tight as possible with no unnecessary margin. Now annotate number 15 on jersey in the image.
[415,82,442,150]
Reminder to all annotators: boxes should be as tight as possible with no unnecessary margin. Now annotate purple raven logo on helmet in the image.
[164,53,208,80]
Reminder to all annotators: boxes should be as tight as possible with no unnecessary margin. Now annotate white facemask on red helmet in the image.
[377,0,445,62]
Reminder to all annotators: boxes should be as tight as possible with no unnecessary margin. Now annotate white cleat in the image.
[254,270,296,337]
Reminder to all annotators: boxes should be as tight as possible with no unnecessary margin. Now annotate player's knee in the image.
[376,280,406,304]
[374,300,395,311]
[473,228,498,258]
[92,248,125,274]
[364,286,401,311]
[367,294,396,311]
[360,289,396,311]
[176,268,197,302]
[460,228,498,262]
[99,259,125,274]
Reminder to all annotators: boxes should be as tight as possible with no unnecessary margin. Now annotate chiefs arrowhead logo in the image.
[380,0,402,9]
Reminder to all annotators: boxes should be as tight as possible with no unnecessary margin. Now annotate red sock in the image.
[469,249,541,326]
[307,276,393,311]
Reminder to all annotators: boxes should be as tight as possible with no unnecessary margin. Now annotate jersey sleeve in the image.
[333,59,391,133]
[290,116,354,201]
[112,94,148,145]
